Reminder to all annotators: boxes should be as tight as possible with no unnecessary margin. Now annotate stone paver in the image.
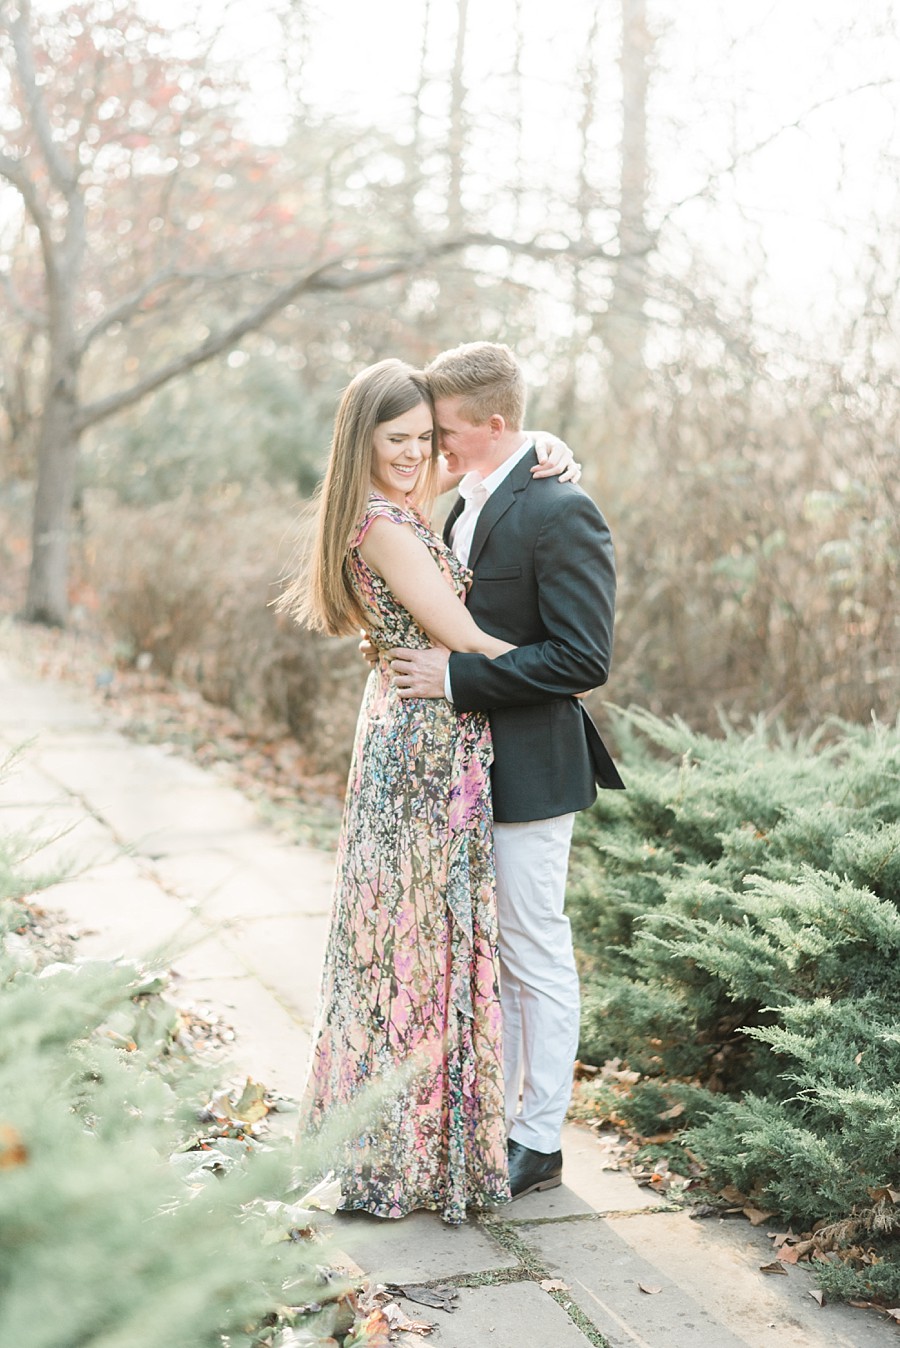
[421,1282,595,1348]
[521,1216,751,1347]
[602,1211,896,1348]
[169,973,313,1096]
[32,871,195,955]
[326,1209,518,1284]
[218,911,331,1018]
[2,652,898,1348]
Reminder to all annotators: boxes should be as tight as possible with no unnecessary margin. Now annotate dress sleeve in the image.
[349,495,414,549]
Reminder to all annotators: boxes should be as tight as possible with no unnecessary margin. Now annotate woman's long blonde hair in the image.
[279,359,437,635]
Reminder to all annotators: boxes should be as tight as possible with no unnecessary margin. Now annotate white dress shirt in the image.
[449,439,534,567]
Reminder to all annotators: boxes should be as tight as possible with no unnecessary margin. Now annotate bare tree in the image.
[0,0,529,626]
[446,0,469,235]
[606,0,653,416]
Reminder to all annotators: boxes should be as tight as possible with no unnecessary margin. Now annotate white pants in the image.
[493,813,578,1154]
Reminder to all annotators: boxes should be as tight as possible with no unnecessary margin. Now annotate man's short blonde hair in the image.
[425,341,526,430]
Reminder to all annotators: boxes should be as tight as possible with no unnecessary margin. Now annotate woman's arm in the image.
[432,435,581,498]
[529,433,582,482]
[359,518,514,658]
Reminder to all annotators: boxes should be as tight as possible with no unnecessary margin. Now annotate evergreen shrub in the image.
[0,796,351,1347]
[570,709,900,1301]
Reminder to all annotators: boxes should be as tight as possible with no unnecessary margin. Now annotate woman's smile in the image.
[371,401,434,503]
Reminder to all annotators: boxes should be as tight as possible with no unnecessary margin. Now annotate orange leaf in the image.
[0,1125,27,1170]
[743,1207,775,1226]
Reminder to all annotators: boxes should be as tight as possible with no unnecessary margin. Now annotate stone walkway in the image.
[0,651,896,1348]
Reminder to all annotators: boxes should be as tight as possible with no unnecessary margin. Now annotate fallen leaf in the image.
[387,1284,458,1313]
[885,1308,900,1323]
[638,1283,663,1295]
[777,1244,801,1265]
[719,1184,748,1205]
[743,1207,775,1227]
[540,1279,570,1293]
[0,1125,27,1170]
[659,1102,686,1121]
[601,1058,641,1085]
[759,1262,789,1276]
[382,1302,434,1335]
[233,1077,270,1123]
[297,1171,343,1214]
[809,1290,825,1306]
[354,1281,390,1315]
[343,1308,392,1347]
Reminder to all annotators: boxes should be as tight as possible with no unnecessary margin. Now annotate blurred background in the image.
[1,0,898,778]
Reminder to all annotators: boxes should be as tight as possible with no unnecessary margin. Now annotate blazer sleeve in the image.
[448,492,616,710]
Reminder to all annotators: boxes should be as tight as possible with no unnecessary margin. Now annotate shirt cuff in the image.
[444,664,454,703]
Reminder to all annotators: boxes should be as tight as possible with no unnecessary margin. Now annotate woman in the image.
[283,359,568,1224]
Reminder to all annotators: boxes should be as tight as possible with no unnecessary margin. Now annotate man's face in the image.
[434,395,497,476]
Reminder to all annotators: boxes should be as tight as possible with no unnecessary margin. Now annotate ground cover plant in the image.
[569,709,900,1305]
[0,756,416,1347]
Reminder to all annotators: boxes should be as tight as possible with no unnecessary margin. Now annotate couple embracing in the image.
[282,341,623,1225]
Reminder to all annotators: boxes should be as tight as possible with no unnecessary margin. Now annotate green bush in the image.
[0,787,351,1347]
[570,709,900,1301]
[82,353,329,504]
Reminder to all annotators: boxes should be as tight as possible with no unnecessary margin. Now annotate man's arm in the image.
[448,493,615,710]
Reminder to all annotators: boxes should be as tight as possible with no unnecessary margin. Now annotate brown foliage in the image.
[82,488,367,776]
[592,351,900,733]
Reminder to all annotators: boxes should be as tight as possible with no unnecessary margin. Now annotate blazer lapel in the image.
[467,447,536,570]
[443,495,465,547]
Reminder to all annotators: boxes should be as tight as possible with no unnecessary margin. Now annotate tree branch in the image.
[0,148,42,223]
[74,231,617,432]
[0,149,60,289]
[9,0,78,195]
[0,267,46,330]
[661,77,900,225]
[74,252,416,430]
[76,268,182,354]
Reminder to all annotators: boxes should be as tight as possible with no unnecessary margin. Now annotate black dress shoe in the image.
[507,1138,563,1199]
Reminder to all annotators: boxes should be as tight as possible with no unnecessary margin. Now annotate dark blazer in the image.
[446,447,625,823]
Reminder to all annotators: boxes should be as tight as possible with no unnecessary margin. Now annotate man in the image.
[389,341,624,1201]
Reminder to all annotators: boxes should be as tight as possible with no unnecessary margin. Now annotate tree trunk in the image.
[24,368,80,626]
[21,177,85,627]
[606,0,652,416]
[446,0,469,234]
[556,7,602,445]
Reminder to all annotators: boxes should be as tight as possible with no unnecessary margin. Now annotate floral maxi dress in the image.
[300,494,510,1224]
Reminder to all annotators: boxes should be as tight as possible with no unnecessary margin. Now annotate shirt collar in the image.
[458,437,534,503]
